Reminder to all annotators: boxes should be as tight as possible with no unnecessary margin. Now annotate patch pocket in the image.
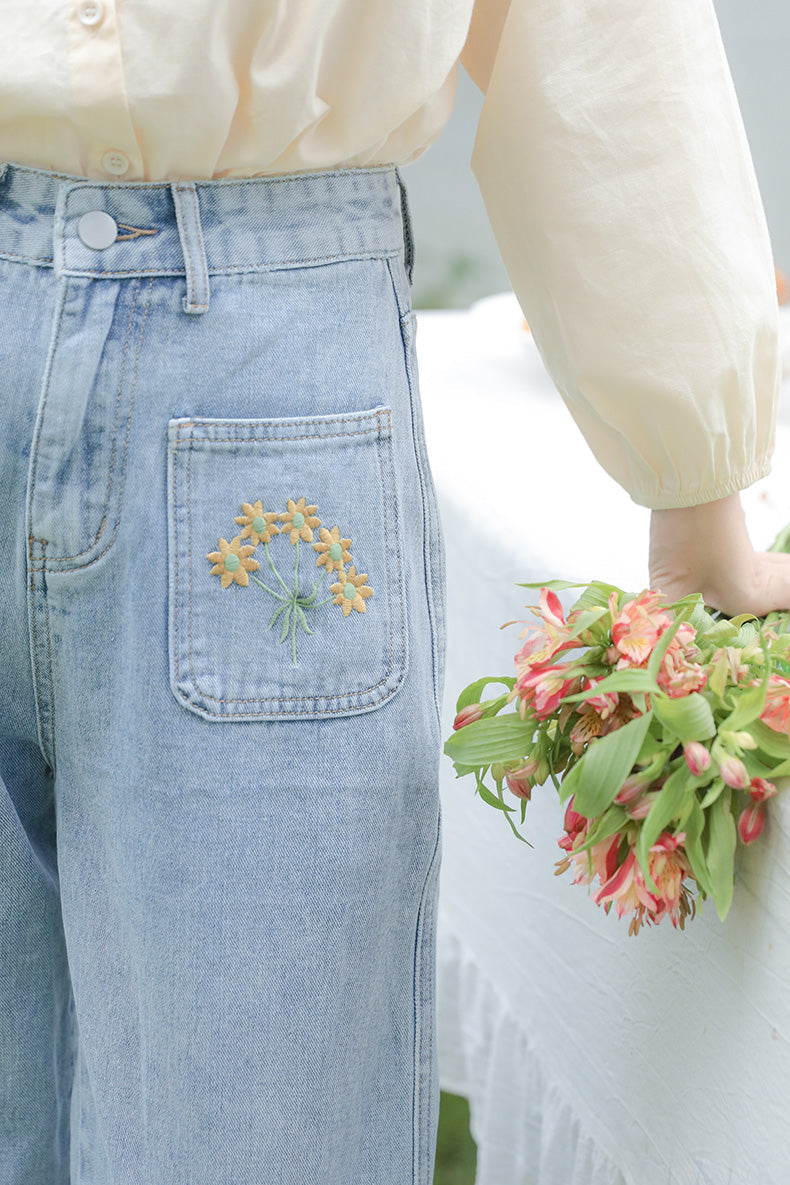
[167,406,407,720]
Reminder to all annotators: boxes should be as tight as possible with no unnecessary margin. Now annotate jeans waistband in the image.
[0,161,413,315]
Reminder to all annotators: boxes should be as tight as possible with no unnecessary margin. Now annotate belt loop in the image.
[395,168,415,287]
[170,182,210,315]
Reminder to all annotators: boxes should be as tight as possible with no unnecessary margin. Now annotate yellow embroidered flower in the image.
[206,536,259,588]
[279,497,322,544]
[313,525,353,576]
[235,500,280,546]
[330,565,373,616]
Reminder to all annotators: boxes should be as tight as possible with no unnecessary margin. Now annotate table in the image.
[421,295,790,1185]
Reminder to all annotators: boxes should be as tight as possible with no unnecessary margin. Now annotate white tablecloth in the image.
[421,295,790,1185]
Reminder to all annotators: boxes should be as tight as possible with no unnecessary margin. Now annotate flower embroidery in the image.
[330,566,373,616]
[313,525,353,576]
[206,536,260,588]
[235,500,280,545]
[279,497,322,545]
[207,497,373,663]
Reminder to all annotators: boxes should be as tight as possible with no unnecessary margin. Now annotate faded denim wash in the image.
[0,160,444,1185]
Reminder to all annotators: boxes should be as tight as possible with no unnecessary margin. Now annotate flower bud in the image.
[452,703,484,730]
[491,763,506,782]
[614,775,648,807]
[563,797,587,837]
[737,803,766,845]
[750,777,778,804]
[683,741,712,776]
[505,760,537,800]
[717,753,749,790]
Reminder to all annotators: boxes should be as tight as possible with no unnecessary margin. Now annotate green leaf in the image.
[652,692,716,742]
[720,669,768,732]
[703,619,740,646]
[683,798,712,897]
[563,669,659,702]
[705,789,736,920]
[475,778,515,813]
[646,616,684,681]
[571,581,622,613]
[750,719,790,760]
[444,713,534,767]
[568,607,608,635]
[576,804,629,854]
[516,578,587,591]
[455,677,516,715]
[635,766,694,889]
[699,778,726,810]
[558,711,654,815]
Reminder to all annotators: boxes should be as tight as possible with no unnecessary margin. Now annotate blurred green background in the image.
[434,1092,476,1185]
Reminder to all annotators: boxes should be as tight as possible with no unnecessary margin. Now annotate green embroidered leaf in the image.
[444,714,534,767]
[558,711,654,815]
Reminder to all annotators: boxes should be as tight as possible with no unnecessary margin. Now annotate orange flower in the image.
[235,500,280,546]
[330,566,373,616]
[279,497,322,544]
[206,536,259,588]
[313,525,352,576]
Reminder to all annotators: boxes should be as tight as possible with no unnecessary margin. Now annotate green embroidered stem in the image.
[250,573,290,601]
[265,542,293,597]
[294,538,301,596]
[280,603,293,643]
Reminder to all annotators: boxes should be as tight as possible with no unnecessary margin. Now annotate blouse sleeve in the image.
[461,0,780,509]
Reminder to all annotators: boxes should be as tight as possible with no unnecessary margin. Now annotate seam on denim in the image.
[174,408,391,438]
[173,182,209,313]
[188,184,210,305]
[0,249,54,265]
[61,247,400,279]
[44,278,154,568]
[173,410,407,710]
[49,277,140,560]
[43,540,58,769]
[412,806,442,1184]
[18,162,397,191]
[28,537,50,767]
[386,257,442,730]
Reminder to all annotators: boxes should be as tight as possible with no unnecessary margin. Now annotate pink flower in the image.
[738,803,766,844]
[683,741,712,776]
[611,590,672,665]
[657,648,707,697]
[514,589,577,670]
[760,675,790,735]
[515,663,580,720]
[505,758,538,800]
[717,753,749,790]
[452,703,484,730]
[584,677,619,721]
[594,832,693,933]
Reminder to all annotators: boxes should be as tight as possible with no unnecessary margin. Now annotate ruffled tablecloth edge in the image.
[437,914,636,1185]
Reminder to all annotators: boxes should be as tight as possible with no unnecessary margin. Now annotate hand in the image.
[648,493,790,616]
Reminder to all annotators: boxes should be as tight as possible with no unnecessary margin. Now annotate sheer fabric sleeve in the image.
[462,0,780,509]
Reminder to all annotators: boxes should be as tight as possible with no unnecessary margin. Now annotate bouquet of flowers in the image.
[445,569,790,935]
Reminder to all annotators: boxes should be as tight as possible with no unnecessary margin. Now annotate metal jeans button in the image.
[77,211,118,250]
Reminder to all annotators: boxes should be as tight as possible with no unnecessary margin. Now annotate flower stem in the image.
[265,542,293,597]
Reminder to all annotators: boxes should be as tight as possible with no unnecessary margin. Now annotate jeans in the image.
[0,160,445,1185]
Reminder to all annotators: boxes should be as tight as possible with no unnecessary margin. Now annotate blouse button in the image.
[101,150,130,176]
[77,1,104,26]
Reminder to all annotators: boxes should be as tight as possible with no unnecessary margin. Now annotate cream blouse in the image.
[0,0,778,509]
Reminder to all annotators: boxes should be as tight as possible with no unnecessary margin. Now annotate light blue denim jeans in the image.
[0,160,445,1185]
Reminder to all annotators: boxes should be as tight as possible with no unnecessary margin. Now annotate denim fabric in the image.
[0,161,445,1185]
